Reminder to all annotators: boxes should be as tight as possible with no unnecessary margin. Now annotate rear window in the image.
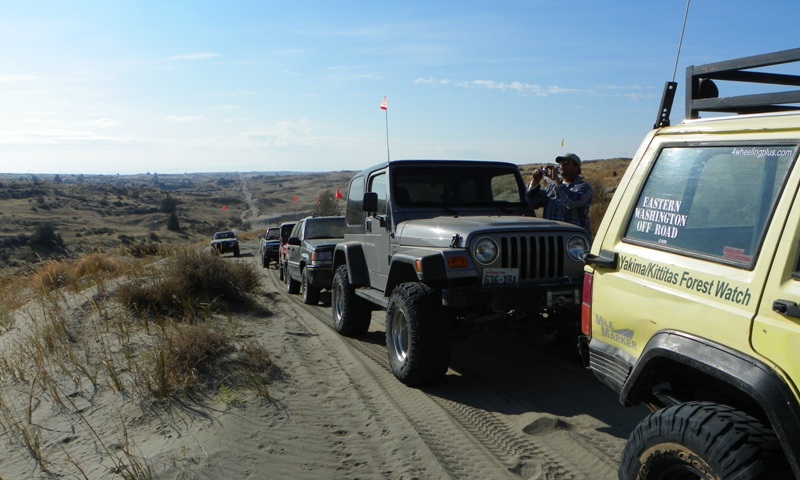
[624,145,796,267]
[306,217,345,239]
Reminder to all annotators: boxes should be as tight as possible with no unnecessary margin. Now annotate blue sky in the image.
[2,1,799,174]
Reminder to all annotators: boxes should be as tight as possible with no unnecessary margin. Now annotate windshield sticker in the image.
[723,246,752,263]
[619,254,751,306]
[632,196,688,241]
[731,147,795,158]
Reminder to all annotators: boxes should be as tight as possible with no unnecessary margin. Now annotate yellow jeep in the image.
[581,48,800,479]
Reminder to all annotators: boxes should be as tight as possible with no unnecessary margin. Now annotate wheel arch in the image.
[386,251,447,297]
[622,330,800,476]
[333,242,369,285]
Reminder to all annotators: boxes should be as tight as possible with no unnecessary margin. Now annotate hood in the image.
[396,215,584,248]
[303,238,346,249]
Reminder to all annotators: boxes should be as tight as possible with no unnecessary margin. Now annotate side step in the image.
[355,287,390,309]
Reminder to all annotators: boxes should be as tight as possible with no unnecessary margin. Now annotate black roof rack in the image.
[686,47,800,119]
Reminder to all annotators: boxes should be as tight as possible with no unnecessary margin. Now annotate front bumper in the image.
[213,241,239,252]
[442,284,581,312]
[306,264,334,289]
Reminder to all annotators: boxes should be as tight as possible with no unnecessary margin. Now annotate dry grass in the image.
[32,252,126,292]
[117,248,261,320]
[0,247,274,476]
[0,170,356,276]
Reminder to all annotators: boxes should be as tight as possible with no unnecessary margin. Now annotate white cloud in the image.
[93,118,120,127]
[166,53,220,61]
[165,115,204,123]
[0,129,142,146]
[212,90,256,97]
[414,76,596,97]
[0,73,38,82]
[237,119,314,147]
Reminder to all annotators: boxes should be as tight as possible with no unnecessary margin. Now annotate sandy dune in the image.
[0,244,648,479]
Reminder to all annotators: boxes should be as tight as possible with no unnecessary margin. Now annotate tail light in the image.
[581,273,593,336]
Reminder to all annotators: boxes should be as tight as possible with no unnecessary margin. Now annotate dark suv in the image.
[259,227,281,268]
[210,230,240,257]
[284,216,346,305]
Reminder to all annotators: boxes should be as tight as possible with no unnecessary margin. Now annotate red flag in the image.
[335,188,343,199]
[380,96,387,111]
[316,195,321,205]
[221,205,227,211]
[292,195,298,202]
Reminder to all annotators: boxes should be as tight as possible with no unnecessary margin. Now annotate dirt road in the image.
[233,245,649,480]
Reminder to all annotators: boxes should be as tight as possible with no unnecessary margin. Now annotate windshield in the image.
[624,145,796,267]
[392,165,525,207]
[265,229,280,240]
[214,231,235,239]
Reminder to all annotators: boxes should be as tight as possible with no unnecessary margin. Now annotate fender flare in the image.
[622,331,800,475]
[390,250,447,282]
[333,242,369,286]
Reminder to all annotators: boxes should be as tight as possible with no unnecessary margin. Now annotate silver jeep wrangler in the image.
[331,159,590,386]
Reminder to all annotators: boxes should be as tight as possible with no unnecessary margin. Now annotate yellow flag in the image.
[560,138,565,146]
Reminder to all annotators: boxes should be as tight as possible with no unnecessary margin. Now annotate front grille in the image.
[498,235,565,280]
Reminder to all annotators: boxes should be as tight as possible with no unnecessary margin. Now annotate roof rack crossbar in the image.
[686,47,800,119]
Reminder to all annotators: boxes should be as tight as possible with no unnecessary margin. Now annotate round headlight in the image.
[567,235,590,261]
[473,237,498,265]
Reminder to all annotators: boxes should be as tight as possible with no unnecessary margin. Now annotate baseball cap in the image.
[555,153,581,166]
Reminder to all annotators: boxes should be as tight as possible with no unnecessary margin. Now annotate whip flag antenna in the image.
[380,96,390,162]
[672,0,691,82]
[654,0,691,129]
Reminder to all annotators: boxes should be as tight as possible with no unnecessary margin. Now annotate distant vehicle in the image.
[259,227,281,268]
[284,216,345,305]
[277,221,296,281]
[210,230,240,257]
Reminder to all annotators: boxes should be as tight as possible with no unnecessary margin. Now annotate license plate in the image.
[482,268,519,286]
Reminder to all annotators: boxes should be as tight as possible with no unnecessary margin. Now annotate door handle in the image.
[773,299,800,318]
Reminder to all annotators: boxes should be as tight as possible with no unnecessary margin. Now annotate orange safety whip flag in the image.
[335,188,343,199]
[316,195,321,205]
[221,205,227,211]
[380,96,387,111]
[292,195,298,202]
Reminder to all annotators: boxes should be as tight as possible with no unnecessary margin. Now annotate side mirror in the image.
[363,192,378,213]
[287,237,301,246]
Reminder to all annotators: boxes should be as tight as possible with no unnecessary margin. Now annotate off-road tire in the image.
[286,268,301,294]
[621,401,790,480]
[331,265,371,337]
[233,246,240,257]
[261,251,268,268]
[301,268,321,305]
[385,282,451,387]
[278,262,285,281]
